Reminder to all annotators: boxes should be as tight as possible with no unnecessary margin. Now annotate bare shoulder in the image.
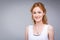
[25,25,29,31]
[48,25,54,30]
[48,24,54,34]
[25,25,29,40]
[25,25,33,32]
[47,25,54,40]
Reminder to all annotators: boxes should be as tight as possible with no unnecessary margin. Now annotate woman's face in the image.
[32,7,45,23]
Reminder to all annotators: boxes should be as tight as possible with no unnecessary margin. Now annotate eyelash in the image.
[33,12,36,14]
[38,12,41,14]
[33,12,41,14]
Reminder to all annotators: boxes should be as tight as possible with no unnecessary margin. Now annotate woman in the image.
[25,2,54,40]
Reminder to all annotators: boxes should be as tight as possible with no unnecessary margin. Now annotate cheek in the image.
[39,13,44,17]
[39,14,43,17]
[32,14,35,20]
[32,14,36,18]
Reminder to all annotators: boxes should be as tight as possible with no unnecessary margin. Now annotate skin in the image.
[25,7,54,40]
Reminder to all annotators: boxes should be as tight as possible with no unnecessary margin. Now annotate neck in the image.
[34,21,44,28]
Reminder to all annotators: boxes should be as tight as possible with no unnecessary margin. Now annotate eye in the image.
[33,12,36,14]
[38,11,41,14]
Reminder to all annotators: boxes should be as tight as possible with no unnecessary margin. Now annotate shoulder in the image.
[48,24,54,30]
[45,24,54,29]
[25,25,29,34]
[45,24,54,32]
[47,24,54,40]
[47,24,54,34]
[25,25,29,31]
[25,25,33,30]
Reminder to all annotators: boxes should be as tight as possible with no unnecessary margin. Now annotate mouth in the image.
[35,17,40,19]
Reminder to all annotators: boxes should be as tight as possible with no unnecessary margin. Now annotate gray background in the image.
[0,0,60,40]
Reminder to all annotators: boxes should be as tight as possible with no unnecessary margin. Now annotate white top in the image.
[28,24,49,40]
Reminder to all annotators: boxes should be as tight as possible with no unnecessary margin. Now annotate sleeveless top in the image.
[28,24,49,40]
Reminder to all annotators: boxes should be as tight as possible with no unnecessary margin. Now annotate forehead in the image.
[33,7,43,12]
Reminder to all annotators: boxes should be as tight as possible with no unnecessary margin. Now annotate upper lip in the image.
[35,16,40,18]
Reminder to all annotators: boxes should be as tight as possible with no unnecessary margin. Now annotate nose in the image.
[36,13,40,16]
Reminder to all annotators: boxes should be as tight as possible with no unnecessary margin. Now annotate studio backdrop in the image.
[0,0,60,40]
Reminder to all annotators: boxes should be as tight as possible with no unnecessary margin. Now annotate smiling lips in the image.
[35,16,40,19]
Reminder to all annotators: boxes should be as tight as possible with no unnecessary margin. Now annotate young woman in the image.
[25,2,54,40]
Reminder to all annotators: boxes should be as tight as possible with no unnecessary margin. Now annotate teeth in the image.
[36,17,39,18]
[36,17,39,19]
